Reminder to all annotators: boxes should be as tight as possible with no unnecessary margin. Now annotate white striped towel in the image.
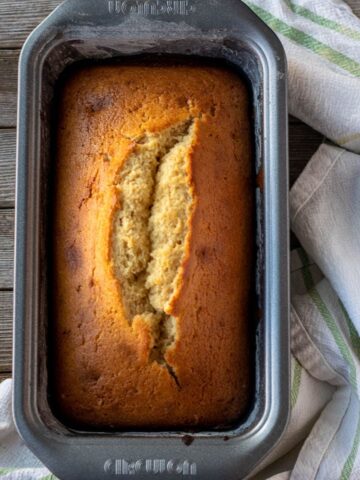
[245,0,360,479]
[1,0,360,479]
[245,0,360,154]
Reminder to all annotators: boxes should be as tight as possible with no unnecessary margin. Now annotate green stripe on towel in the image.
[291,358,302,408]
[0,469,15,475]
[297,249,357,390]
[0,470,57,479]
[339,299,360,360]
[285,0,360,41]
[340,409,360,480]
[337,131,360,146]
[245,2,360,77]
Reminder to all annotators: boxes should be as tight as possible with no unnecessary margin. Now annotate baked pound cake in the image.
[50,63,253,429]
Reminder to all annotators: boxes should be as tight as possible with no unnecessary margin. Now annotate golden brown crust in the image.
[51,63,253,428]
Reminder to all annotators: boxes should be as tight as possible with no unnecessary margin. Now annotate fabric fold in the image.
[247,1,360,478]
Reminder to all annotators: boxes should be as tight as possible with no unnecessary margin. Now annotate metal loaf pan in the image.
[14,0,289,478]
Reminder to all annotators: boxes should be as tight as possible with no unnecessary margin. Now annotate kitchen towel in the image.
[1,0,360,478]
[244,0,360,479]
[252,147,360,480]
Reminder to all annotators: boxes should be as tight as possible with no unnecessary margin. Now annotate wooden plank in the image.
[0,210,14,290]
[0,291,12,373]
[289,122,324,186]
[0,129,16,208]
[348,1,360,17]
[0,372,11,382]
[0,50,18,128]
[0,0,60,48]
[0,0,358,50]
[289,115,304,124]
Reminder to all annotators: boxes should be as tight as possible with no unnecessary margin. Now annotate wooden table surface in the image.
[0,1,359,381]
